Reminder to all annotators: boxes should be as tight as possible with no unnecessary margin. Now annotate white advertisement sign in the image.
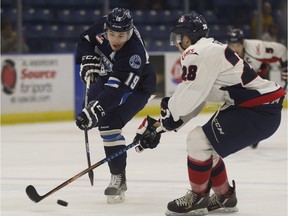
[1,54,74,114]
[165,52,182,96]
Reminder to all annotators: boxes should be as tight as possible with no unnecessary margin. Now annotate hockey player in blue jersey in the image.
[75,8,156,204]
[136,11,286,215]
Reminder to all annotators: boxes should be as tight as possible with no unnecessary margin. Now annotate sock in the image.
[210,157,230,195]
[104,145,127,175]
[187,156,212,194]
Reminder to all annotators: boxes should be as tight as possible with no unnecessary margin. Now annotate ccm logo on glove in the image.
[80,55,102,83]
[76,100,105,130]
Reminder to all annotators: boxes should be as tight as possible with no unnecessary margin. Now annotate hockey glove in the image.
[80,55,102,83]
[160,97,183,131]
[133,116,162,150]
[76,100,105,130]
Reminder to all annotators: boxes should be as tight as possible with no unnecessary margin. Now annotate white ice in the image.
[1,111,287,216]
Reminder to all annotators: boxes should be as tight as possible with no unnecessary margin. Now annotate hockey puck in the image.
[57,199,68,207]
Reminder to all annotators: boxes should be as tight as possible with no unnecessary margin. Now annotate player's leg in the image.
[208,151,238,213]
[202,103,282,213]
[98,91,150,204]
[166,126,212,216]
[99,114,127,204]
[202,104,282,158]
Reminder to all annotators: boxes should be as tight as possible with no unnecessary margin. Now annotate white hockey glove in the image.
[133,116,162,151]
[80,55,102,83]
[160,97,183,131]
[76,100,105,130]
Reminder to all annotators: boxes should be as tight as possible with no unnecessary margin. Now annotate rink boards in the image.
[1,53,286,125]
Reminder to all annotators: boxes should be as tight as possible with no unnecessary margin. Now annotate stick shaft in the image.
[27,141,138,202]
[83,76,94,185]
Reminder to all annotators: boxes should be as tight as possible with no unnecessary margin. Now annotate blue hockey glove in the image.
[133,116,162,150]
[80,55,102,83]
[160,97,183,131]
[76,100,105,130]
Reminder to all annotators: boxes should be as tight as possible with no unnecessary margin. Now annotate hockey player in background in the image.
[75,8,156,203]
[227,28,287,84]
[227,28,287,148]
[137,11,286,215]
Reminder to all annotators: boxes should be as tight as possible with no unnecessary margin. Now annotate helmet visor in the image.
[170,32,182,46]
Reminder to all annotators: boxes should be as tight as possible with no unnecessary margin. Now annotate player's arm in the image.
[262,41,287,81]
[76,24,104,83]
[76,52,145,130]
[159,47,225,131]
[167,58,218,121]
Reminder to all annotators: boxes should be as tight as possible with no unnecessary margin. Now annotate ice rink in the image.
[1,111,287,216]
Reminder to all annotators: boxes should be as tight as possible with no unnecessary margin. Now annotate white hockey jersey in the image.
[243,39,287,76]
[168,38,286,121]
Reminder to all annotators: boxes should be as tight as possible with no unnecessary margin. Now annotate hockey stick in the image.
[25,141,139,203]
[83,76,94,186]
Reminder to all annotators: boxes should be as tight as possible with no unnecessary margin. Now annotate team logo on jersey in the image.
[182,48,199,60]
[1,59,17,94]
[129,55,141,69]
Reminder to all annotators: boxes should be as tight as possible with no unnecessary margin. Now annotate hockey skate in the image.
[165,189,210,216]
[207,180,238,213]
[104,172,127,204]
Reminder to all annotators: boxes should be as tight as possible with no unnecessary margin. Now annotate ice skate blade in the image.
[165,208,208,216]
[106,192,125,204]
[209,206,238,213]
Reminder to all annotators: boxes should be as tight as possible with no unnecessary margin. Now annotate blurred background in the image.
[1,0,287,53]
[1,0,287,124]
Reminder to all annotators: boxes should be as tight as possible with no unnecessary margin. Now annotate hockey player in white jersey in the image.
[227,28,287,148]
[227,28,287,83]
[137,11,286,215]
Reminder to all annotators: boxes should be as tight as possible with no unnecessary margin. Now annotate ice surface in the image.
[1,111,287,216]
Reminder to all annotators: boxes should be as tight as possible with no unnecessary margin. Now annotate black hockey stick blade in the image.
[26,185,42,203]
[88,170,94,186]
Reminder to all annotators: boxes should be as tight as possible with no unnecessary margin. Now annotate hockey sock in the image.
[101,129,127,174]
[104,145,127,174]
[187,156,212,194]
[210,157,230,195]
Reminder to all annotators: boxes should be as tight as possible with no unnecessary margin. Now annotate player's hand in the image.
[133,116,162,150]
[80,55,102,83]
[76,100,105,130]
[160,97,183,131]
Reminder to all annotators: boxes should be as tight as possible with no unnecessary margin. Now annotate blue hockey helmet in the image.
[105,8,133,32]
[170,11,209,45]
[227,28,244,43]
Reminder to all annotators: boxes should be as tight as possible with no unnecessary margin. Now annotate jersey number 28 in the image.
[182,65,198,81]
